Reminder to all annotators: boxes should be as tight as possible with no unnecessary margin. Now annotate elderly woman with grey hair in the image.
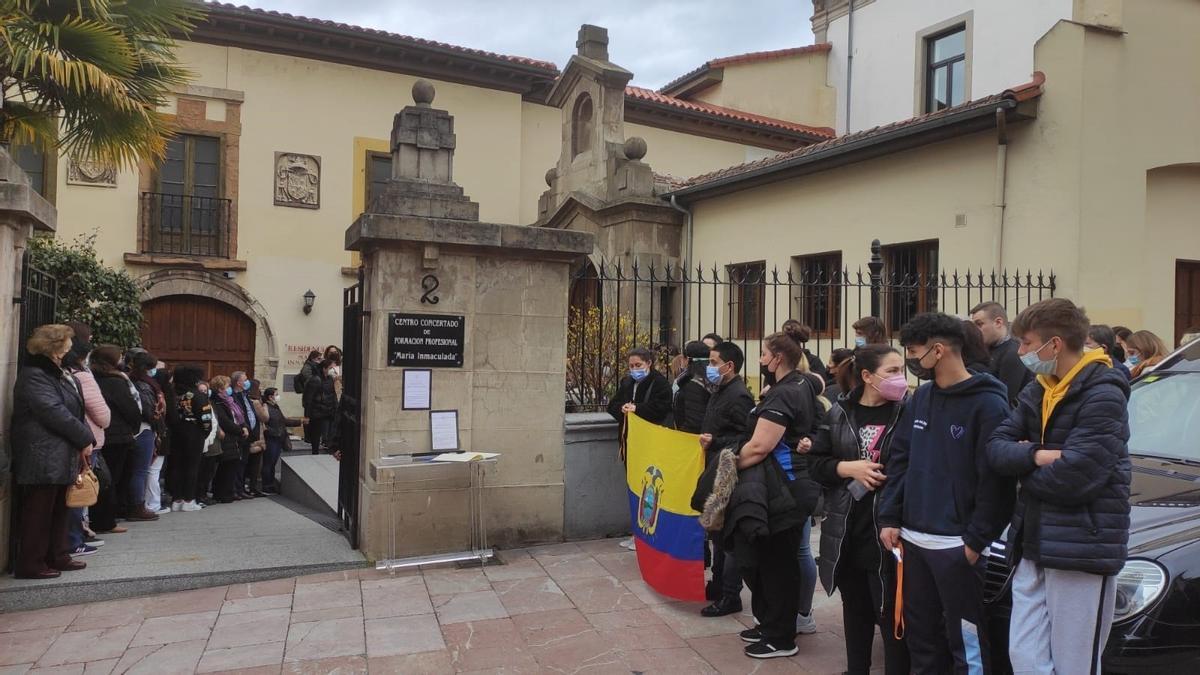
[10,324,96,579]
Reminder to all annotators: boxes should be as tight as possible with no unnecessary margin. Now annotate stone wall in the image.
[562,413,627,540]
[0,149,57,568]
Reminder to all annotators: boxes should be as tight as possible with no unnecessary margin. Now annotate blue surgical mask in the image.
[630,368,648,382]
[854,336,867,348]
[1126,354,1141,367]
[705,365,723,385]
[224,386,234,396]
[242,380,252,392]
[148,368,158,378]
[1020,341,1058,376]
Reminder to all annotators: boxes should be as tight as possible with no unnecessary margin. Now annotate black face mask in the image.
[759,362,776,387]
[905,345,937,380]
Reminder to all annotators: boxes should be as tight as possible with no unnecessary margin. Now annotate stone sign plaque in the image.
[387,313,465,368]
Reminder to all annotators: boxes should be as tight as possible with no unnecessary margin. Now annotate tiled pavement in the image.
[0,538,880,674]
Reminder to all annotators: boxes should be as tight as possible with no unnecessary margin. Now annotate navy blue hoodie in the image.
[876,372,1016,553]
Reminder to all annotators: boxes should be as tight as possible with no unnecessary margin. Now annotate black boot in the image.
[700,595,743,617]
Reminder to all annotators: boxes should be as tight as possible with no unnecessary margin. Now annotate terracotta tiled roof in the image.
[625,86,835,140]
[659,43,832,95]
[672,72,1046,195]
[203,2,560,72]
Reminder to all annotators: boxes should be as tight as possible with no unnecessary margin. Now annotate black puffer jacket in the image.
[987,360,1131,575]
[11,355,94,485]
[671,373,710,434]
[94,370,143,445]
[808,388,906,595]
[720,457,803,568]
[303,373,337,420]
[700,376,755,462]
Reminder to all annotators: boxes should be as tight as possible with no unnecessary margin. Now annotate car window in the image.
[1128,372,1200,462]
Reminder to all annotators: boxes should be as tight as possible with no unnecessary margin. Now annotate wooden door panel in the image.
[142,295,255,381]
[1177,261,1200,347]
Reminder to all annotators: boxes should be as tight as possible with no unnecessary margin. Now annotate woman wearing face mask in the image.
[729,332,822,659]
[852,316,888,349]
[1086,325,1130,379]
[169,365,211,512]
[807,345,911,675]
[126,351,163,521]
[822,348,855,401]
[1124,329,1168,379]
[607,347,671,549]
[209,375,248,503]
[261,387,305,494]
[672,341,712,434]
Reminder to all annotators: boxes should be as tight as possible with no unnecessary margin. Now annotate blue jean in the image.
[67,507,86,550]
[263,436,284,489]
[797,518,817,616]
[129,429,155,509]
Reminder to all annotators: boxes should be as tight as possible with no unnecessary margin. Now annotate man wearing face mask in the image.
[876,313,1014,674]
[987,299,1130,675]
[697,341,755,617]
[970,302,1033,407]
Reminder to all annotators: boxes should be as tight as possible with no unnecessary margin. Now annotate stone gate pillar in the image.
[345,82,593,560]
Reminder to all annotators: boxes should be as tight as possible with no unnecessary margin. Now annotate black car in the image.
[984,339,1200,673]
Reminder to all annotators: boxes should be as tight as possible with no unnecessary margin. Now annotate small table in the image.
[373,455,498,571]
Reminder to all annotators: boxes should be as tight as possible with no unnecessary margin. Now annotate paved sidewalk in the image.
[0,538,879,674]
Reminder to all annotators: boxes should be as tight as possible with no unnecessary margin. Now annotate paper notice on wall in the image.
[403,369,431,410]
[430,410,459,451]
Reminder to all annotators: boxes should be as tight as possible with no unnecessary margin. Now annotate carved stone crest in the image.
[273,152,320,209]
[66,156,117,187]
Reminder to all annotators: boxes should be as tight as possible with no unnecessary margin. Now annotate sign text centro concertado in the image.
[387,312,465,368]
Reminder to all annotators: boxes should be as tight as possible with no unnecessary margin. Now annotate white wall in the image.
[827,0,1072,133]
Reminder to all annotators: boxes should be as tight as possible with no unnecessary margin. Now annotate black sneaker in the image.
[739,628,762,643]
[744,641,798,659]
[701,597,743,618]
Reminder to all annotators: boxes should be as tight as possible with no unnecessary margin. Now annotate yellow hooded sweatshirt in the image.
[1037,348,1112,439]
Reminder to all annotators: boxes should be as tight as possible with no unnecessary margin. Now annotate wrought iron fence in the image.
[565,240,1055,412]
[141,192,231,258]
[17,249,58,366]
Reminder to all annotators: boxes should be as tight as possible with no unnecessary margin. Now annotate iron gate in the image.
[337,270,364,548]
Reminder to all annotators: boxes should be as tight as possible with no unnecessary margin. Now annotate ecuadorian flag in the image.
[625,414,707,602]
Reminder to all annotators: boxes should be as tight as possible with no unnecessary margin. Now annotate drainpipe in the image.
[993,108,1009,272]
[669,194,693,337]
[844,0,855,132]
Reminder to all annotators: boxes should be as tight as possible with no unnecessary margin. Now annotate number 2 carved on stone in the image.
[420,274,440,305]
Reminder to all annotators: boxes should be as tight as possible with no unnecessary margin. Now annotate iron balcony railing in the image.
[141,192,231,258]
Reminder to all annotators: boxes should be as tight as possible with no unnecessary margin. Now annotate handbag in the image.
[202,424,222,458]
[66,469,100,508]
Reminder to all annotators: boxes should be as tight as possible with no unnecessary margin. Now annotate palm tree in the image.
[0,0,205,167]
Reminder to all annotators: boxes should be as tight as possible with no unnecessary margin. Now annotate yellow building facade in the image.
[23,4,829,405]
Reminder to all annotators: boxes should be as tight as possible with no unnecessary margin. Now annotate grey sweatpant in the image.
[1009,558,1117,675]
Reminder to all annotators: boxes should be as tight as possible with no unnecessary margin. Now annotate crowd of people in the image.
[7,322,335,580]
[609,301,1179,671]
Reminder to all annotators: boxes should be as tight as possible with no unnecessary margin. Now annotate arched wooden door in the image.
[141,295,255,380]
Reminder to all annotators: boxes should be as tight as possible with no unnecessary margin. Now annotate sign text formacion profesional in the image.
[387,312,465,368]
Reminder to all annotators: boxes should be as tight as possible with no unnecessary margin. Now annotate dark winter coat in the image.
[719,456,803,568]
[606,370,672,427]
[700,376,755,462]
[989,337,1034,408]
[987,362,1131,575]
[211,396,246,462]
[175,388,213,458]
[94,370,143,445]
[876,372,1015,554]
[264,401,302,445]
[303,373,337,420]
[11,354,94,485]
[234,391,261,442]
[808,387,906,595]
[671,372,710,434]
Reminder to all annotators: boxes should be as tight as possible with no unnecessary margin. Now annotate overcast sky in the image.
[233,0,815,89]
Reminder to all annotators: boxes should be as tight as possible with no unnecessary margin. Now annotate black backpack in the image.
[293,362,311,394]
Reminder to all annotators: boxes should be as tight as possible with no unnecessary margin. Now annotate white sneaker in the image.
[619,538,635,550]
[795,612,817,635]
[153,507,171,515]
[171,501,183,512]
[88,539,105,547]
[181,501,203,512]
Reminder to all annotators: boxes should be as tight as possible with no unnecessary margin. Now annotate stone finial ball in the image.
[624,136,647,161]
[544,168,557,187]
[412,80,436,105]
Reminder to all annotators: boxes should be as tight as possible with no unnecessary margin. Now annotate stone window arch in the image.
[571,93,594,158]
